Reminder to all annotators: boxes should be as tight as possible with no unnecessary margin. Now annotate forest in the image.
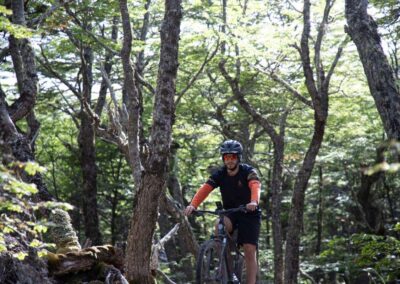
[0,0,399,283]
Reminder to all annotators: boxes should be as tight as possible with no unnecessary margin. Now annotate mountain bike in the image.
[194,203,247,284]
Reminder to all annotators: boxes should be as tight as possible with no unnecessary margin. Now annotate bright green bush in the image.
[317,233,400,282]
[0,162,72,260]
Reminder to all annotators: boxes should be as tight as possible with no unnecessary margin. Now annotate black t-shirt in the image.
[206,164,260,209]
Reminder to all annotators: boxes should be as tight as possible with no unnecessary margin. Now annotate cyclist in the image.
[184,140,262,284]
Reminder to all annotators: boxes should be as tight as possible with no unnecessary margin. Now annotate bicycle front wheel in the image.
[196,240,228,284]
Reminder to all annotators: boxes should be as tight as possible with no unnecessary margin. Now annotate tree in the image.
[283,0,345,282]
[345,0,400,140]
[122,0,183,282]
[0,0,52,201]
[37,1,113,245]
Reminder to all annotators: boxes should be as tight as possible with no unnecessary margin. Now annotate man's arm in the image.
[184,183,214,216]
[247,167,261,211]
[248,180,261,204]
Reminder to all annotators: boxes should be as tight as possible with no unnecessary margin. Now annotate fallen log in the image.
[47,245,124,276]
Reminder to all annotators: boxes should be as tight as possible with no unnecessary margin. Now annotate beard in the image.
[226,161,239,171]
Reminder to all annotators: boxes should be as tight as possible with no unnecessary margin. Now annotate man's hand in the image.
[184,205,196,216]
[246,201,258,211]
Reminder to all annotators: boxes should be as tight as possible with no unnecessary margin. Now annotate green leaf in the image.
[5,180,38,197]
[1,202,23,213]
[37,249,49,258]
[13,252,27,261]
[3,225,15,234]
[33,224,48,234]
[29,239,42,248]
[0,243,6,252]
[24,162,46,176]
[0,17,33,38]
[0,5,12,15]
[40,201,74,211]
[0,235,6,252]
[0,5,12,16]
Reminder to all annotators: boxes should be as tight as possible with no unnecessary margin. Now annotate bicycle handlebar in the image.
[193,205,247,217]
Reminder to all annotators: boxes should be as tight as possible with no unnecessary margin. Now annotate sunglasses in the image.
[223,154,238,161]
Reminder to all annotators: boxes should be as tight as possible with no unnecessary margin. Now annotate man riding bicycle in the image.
[184,140,262,284]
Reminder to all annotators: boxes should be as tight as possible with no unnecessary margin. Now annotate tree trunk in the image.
[119,0,142,188]
[78,111,102,245]
[345,0,400,140]
[0,0,52,202]
[78,44,102,245]
[219,58,287,284]
[158,142,197,282]
[271,138,285,284]
[284,0,342,281]
[356,145,385,234]
[124,0,182,282]
[284,119,326,283]
[95,17,118,117]
[316,166,323,254]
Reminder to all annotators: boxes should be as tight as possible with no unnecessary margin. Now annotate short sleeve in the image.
[244,165,260,181]
[206,168,223,188]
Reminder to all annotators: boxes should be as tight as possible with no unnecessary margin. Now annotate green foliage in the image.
[0,5,33,38]
[316,234,400,281]
[0,162,71,260]
[5,0,397,280]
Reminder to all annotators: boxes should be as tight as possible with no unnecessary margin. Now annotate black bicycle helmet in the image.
[220,140,243,161]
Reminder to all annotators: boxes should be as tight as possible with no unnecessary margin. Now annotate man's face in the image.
[223,153,239,169]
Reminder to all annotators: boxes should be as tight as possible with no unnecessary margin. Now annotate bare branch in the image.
[290,43,302,56]
[253,64,313,108]
[323,37,348,92]
[30,0,74,28]
[135,72,155,95]
[58,91,80,128]
[219,60,280,142]
[156,269,177,284]
[96,127,119,146]
[175,41,220,105]
[63,5,119,56]
[95,17,118,117]
[37,48,80,98]
[99,64,118,108]
[314,0,333,91]
[287,0,303,14]
[150,224,180,277]
[300,0,319,101]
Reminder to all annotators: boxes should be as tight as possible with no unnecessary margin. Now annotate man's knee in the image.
[215,217,233,232]
[243,243,257,256]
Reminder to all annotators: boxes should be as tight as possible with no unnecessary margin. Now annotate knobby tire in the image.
[196,240,228,284]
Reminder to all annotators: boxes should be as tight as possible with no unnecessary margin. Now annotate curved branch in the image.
[176,41,220,105]
[219,60,280,142]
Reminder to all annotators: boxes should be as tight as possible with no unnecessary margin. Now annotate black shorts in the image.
[226,209,261,247]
